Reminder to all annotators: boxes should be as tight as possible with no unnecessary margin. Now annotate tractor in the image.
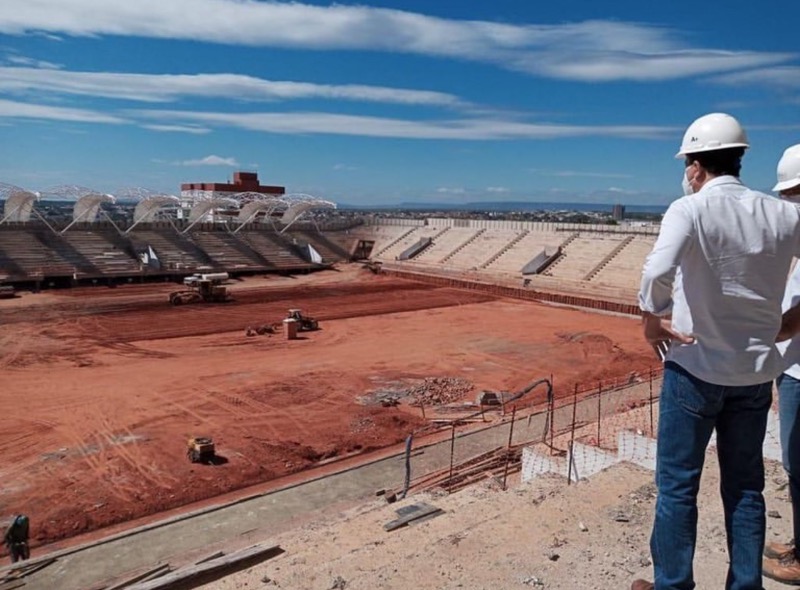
[286,309,319,331]
[169,276,230,305]
[187,436,216,464]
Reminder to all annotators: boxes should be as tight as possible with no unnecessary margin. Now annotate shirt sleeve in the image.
[639,199,694,315]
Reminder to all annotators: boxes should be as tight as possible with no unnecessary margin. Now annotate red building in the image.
[180,171,285,197]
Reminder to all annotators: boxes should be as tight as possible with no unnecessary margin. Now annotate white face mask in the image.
[782,194,800,204]
[682,166,696,196]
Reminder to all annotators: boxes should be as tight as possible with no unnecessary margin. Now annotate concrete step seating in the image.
[583,235,635,281]
[479,230,530,269]
[0,229,75,277]
[591,236,657,290]
[367,226,420,258]
[444,229,526,269]
[59,231,141,275]
[375,226,446,261]
[238,231,314,270]
[409,228,479,263]
[483,230,563,274]
[290,230,355,263]
[439,228,486,268]
[542,235,627,281]
[188,231,270,270]
[129,229,212,272]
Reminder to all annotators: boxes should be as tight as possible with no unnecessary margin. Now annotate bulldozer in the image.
[187,436,216,464]
[169,278,230,305]
[286,308,319,331]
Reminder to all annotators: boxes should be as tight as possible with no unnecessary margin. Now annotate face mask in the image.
[783,194,800,204]
[682,166,696,196]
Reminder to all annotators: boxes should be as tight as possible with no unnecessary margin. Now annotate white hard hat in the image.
[675,113,749,158]
[774,144,800,192]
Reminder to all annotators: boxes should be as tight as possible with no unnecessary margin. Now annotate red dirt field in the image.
[0,266,655,548]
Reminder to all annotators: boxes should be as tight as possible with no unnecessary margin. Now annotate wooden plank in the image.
[384,503,444,532]
[194,551,225,565]
[126,544,283,590]
[104,564,171,590]
[0,558,57,584]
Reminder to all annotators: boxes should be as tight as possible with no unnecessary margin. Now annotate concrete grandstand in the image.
[1,181,661,315]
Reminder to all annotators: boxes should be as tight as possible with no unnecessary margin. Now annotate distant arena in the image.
[0,183,658,313]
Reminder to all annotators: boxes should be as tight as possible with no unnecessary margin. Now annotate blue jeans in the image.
[777,373,800,553]
[652,362,772,590]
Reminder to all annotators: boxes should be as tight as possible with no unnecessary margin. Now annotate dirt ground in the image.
[0,265,654,548]
[198,454,796,590]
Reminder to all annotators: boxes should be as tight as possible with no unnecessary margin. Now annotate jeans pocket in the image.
[672,370,724,417]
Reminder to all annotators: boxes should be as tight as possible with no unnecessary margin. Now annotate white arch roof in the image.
[3,190,38,222]
[74,193,115,223]
[133,195,179,223]
[237,200,277,222]
[280,194,337,226]
[188,198,238,222]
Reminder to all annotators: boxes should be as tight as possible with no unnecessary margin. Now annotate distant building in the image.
[612,204,626,221]
[178,171,285,220]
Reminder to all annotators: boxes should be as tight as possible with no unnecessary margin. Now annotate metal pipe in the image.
[567,384,578,485]
[502,406,517,491]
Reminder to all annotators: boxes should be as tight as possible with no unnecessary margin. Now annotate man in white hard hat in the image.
[763,144,800,584]
[633,115,800,590]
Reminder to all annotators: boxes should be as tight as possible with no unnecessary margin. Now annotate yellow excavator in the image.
[186,436,216,464]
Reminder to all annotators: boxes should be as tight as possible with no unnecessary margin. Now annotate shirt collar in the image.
[700,175,742,191]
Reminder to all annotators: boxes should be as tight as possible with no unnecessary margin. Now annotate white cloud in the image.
[0,67,466,107]
[176,155,239,167]
[711,66,800,90]
[5,55,61,69]
[332,163,358,171]
[486,186,509,193]
[142,124,211,134]
[134,108,676,141]
[0,98,126,123]
[0,2,791,82]
[437,187,466,194]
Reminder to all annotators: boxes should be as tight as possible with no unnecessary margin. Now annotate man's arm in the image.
[779,302,800,342]
[638,200,694,317]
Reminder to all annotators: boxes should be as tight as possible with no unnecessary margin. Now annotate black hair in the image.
[686,147,745,177]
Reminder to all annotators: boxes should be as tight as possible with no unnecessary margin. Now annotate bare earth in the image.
[0,266,654,548]
[196,449,796,590]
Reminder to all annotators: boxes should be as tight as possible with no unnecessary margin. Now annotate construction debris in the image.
[407,445,524,495]
[407,377,474,407]
[383,502,444,532]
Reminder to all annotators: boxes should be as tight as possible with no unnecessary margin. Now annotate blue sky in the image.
[0,0,798,206]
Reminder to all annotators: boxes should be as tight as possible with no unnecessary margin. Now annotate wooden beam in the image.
[126,544,283,590]
[104,564,171,590]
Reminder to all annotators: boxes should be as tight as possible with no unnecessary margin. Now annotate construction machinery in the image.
[286,308,319,331]
[187,436,216,464]
[169,273,231,305]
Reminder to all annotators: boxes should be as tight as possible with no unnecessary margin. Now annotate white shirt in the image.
[639,176,800,386]
[779,261,800,379]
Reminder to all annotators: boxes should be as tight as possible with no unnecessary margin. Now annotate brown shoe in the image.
[763,553,800,585]
[765,539,796,559]
[631,580,654,590]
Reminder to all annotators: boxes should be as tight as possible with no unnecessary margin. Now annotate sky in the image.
[0,0,798,207]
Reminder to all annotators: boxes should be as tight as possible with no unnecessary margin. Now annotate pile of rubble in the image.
[408,377,474,407]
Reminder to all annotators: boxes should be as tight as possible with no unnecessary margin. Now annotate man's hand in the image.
[642,312,695,360]
[778,303,800,342]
